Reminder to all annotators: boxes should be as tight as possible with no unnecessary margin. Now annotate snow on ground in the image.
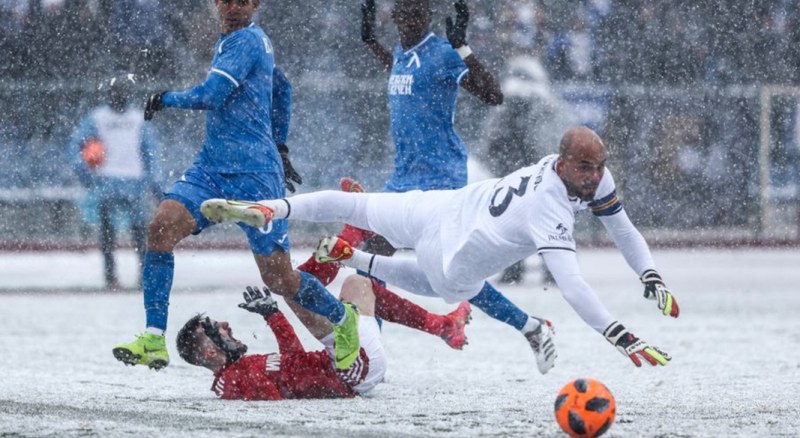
[1,248,799,437]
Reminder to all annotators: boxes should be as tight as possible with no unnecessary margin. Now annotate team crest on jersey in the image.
[389,75,413,95]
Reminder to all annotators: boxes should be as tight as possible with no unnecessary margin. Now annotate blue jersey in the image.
[385,33,469,192]
[198,24,280,173]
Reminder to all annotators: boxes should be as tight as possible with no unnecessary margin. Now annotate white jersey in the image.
[91,105,145,179]
[439,154,620,288]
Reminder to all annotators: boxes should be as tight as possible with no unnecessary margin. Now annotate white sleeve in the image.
[541,250,615,333]
[597,209,655,277]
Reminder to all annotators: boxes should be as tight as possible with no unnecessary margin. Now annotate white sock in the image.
[520,316,541,335]
[145,326,164,336]
[258,199,290,218]
[341,249,374,273]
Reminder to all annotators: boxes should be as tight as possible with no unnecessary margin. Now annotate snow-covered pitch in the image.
[1,248,798,437]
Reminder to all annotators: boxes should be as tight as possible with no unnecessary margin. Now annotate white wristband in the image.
[455,45,472,60]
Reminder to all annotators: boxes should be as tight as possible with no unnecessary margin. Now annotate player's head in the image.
[105,74,136,113]
[214,0,260,34]
[556,126,607,202]
[177,314,248,369]
[392,0,431,47]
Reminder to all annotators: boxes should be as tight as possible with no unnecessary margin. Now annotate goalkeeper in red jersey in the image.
[176,275,386,400]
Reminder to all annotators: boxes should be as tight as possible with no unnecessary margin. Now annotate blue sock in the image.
[143,251,174,332]
[293,271,345,324]
[469,282,529,330]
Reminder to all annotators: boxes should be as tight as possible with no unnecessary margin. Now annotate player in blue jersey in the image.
[300,0,503,267]
[362,0,503,193]
[112,0,359,372]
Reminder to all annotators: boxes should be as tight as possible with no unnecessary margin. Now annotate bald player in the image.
[200,126,680,371]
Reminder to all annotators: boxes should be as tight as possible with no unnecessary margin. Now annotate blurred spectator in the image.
[67,75,160,290]
[482,55,573,283]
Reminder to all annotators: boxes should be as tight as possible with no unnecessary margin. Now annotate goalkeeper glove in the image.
[144,91,166,121]
[238,286,280,318]
[603,321,670,367]
[361,0,377,43]
[277,143,302,193]
[446,0,469,49]
[640,269,680,318]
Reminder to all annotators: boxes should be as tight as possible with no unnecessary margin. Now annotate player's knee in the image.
[148,200,194,247]
[340,275,376,316]
[260,268,300,298]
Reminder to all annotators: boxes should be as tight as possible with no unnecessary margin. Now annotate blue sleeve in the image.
[438,43,468,84]
[212,31,261,86]
[161,73,237,110]
[67,115,97,184]
[271,67,292,144]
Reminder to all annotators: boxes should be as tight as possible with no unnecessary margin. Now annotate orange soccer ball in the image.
[554,378,616,438]
[81,138,105,169]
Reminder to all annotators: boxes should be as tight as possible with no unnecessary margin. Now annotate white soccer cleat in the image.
[524,319,557,375]
[313,236,354,264]
[200,199,274,228]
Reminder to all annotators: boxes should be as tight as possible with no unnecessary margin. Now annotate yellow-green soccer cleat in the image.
[333,303,360,369]
[200,199,274,228]
[112,333,170,370]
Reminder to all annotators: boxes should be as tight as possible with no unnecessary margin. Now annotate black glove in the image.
[277,143,302,193]
[238,286,280,318]
[361,0,376,43]
[445,0,469,49]
[144,91,166,121]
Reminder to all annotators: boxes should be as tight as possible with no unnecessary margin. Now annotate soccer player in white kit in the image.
[201,126,680,370]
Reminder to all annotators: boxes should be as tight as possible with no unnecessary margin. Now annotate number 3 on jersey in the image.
[489,176,531,217]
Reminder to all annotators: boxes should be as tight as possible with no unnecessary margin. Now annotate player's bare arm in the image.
[460,56,503,105]
[445,0,503,105]
[362,0,393,70]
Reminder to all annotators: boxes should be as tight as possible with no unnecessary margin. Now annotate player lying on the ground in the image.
[177,276,385,400]
[200,126,680,369]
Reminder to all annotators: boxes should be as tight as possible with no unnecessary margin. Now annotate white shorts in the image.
[364,190,484,302]
[321,316,386,394]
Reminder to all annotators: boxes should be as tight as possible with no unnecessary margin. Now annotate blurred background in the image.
[1,0,800,251]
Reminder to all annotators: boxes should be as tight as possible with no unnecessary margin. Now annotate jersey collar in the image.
[403,32,435,55]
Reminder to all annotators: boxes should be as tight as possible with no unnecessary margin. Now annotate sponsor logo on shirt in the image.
[264,354,281,372]
[389,74,413,95]
[548,223,574,242]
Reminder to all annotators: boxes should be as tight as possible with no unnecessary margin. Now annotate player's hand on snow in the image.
[239,286,280,318]
[446,0,469,49]
[361,0,377,43]
[603,321,670,367]
[277,144,302,193]
[144,91,166,121]
[640,269,679,318]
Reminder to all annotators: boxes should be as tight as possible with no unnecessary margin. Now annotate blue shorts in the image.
[165,164,289,255]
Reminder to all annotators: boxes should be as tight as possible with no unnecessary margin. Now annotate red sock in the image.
[297,257,341,286]
[339,224,373,247]
[371,279,447,335]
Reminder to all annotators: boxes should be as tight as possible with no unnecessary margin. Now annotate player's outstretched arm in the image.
[361,0,392,70]
[446,0,503,105]
[239,286,305,354]
[603,321,670,367]
[597,210,679,318]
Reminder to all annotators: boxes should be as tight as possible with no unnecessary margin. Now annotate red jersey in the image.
[211,312,365,400]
